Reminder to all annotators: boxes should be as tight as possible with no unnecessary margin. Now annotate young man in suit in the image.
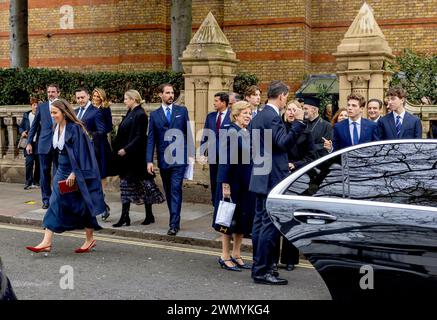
[249,80,306,285]
[330,93,379,151]
[367,98,383,123]
[19,97,40,190]
[26,84,60,209]
[147,83,194,236]
[245,85,262,117]
[200,92,232,206]
[378,87,422,140]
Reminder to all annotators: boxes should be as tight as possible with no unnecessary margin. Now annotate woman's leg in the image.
[79,228,95,249]
[221,234,236,267]
[231,233,245,263]
[36,229,54,248]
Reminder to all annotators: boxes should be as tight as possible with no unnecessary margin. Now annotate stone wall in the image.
[0,0,435,93]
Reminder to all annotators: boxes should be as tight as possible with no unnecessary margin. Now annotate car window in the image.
[285,142,437,207]
[346,143,437,206]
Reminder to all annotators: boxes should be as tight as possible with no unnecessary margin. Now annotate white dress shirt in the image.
[349,117,362,143]
[393,110,406,125]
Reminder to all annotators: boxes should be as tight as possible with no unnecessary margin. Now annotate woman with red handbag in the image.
[26,99,106,255]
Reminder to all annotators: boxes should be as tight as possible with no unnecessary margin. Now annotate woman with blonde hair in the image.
[92,88,113,221]
[213,101,254,271]
[26,99,106,254]
[112,90,164,227]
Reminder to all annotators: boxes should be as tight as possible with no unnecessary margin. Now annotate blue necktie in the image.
[352,122,359,145]
[165,107,171,125]
[77,107,85,120]
[395,115,402,138]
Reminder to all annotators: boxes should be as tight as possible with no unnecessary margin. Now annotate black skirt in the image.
[120,178,165,205]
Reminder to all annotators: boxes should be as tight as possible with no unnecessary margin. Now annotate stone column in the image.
[334,2,394,114]
[4,116,18,159]
[180,12,239,147]
[0,116,6,159]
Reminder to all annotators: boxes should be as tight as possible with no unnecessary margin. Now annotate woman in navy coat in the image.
[26,99,106,254]
[92,88,113,220]
[213,101,254,271]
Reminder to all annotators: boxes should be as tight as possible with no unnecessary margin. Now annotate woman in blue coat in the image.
[92,88,113,220]
[213,101,254,271]
[26,99,106,254]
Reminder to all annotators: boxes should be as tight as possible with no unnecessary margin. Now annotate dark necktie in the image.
[352,122,359,145]
[216,112,222,133]
[166,107,171,124]
[77,107,85,120]
[395,115,402,138]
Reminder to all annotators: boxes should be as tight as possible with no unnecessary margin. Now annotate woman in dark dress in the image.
[92,88,113,221]
[111,90,165,228]
[26,99,106,254]
[213,101,254,271]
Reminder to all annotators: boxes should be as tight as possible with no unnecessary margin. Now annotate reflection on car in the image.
[267,140,437,300]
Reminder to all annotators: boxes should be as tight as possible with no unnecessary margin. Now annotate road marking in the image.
[0,223,315,269]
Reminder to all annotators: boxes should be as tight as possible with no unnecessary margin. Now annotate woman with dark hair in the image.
[331,107,348,126]
[26,99,106,254]
[111,90,165,228]
[92,88,113,221]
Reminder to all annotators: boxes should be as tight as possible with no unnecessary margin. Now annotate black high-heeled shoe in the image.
[231,256,252,269]
[218,258,241,272]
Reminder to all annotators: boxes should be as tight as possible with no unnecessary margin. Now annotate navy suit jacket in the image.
[200,109,232,161]
[147,104,194,169]
[75,104,106,135]
[333,118,379,151]
[19,111,33,134]
[27,102,54,155]
[249,105,306,195]
[378,111,422,140]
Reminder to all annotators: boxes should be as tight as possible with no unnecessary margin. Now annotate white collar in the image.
[80,101,91,110]
[52,124,66,150]
[217,108,228,117]
[267,104,280,116]
[393,110,406,119]
[162,104,173,112]
[349,117,362,125]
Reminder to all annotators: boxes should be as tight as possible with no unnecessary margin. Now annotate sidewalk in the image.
[0,182,252,251]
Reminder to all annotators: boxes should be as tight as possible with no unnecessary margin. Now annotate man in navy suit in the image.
[249,81,306,285]
[200,92,232,206]
[147,83,194,236]
[74,87,106,144]
[27,84,60,209]
[19,97,40,190]
[378,87,422,140]
[330,93,379,151]
[245,85,262,117]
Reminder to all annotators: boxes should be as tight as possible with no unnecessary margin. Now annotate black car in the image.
[266,140,437,300]
[0,257,17,300]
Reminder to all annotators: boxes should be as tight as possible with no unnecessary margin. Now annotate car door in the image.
[267,140,437,300]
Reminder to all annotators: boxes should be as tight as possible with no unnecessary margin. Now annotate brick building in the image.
[0,0,435,92]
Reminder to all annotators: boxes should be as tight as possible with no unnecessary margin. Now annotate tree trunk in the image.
[171,0,192,72]
[10,0,29,68]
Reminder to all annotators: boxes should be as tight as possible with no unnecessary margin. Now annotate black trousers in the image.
[24,143,40,186]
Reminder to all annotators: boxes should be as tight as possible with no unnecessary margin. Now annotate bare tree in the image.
[171,0,192,72]
[10,0,29,68]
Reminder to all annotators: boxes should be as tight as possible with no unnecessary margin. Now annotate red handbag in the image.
[58,180,79,195]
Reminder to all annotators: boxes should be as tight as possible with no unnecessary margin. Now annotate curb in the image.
[0,215,254,253]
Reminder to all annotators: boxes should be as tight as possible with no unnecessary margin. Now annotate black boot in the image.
[112,203,131,227]
[141,204,155,225]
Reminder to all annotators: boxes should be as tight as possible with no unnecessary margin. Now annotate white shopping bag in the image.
[215,198,236,227]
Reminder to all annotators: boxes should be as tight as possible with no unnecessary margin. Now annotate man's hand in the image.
[118,149,126,157]
[322,137,332,152]
[222,183,231,198]
[294,108,304,121]
[21,131,28,138]
[147,162,154,175]
[26,144,33,154]
[288,163,295,171]
[66,172,76,187]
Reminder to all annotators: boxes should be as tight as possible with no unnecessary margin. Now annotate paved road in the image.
[0,223,331,300]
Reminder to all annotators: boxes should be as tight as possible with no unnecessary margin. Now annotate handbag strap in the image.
[222,196,233,203]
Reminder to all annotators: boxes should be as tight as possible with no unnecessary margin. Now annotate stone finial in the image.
[189,12,230,45]
[345,2,384,38]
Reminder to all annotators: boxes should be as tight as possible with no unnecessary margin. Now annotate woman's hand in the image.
[288,163,295,171]
[222,183,231,198]
[66,172,76,187]
[118,149,126,157]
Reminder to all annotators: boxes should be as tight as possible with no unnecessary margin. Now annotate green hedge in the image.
[0,68,258,105]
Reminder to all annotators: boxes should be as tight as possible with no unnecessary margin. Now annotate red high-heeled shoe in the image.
[74,240,96,253]
[26,245,52,254]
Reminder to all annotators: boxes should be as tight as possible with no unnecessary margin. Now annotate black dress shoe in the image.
[285,264,295,271]
[24,185,31,190]
[253,273,288,285]
[42,203,49,209]
[167,228,177,236]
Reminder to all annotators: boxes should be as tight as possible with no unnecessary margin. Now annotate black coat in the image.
[284,120,317,170]
[0,259,17,300]
[112,106,151,180]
